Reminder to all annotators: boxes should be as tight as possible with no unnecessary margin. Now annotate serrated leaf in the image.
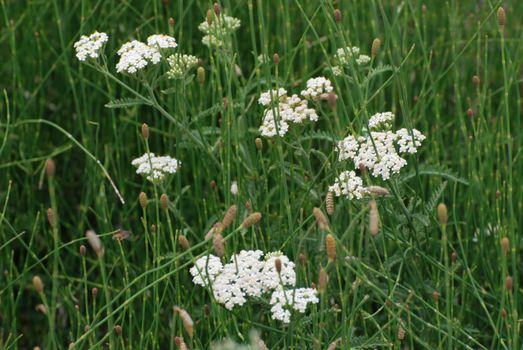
[105,98,149,109]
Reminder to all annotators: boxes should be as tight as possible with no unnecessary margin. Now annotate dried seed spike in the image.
[161,194,169,210]
[326,192,334,216]
[86,230,104,257]
[213,232,225,257]
[299,253,307,266]
[432,290,440,303]
[213,2,220,16]
[325,234,336,261]
[206,9,213,25]
[274,258,282,273]
[46,159,55,178]
[273,53,280,65]
[168,17,175,27]
[197,66,205,86]
[139,192,148,209]
[397,322,405,340]
[174,336,188,350]
[114,325,122,336]
[334,9,342,23]
[369,200,379,236]
[472,75,480,86]
[84,324,90,332]
[501,237,510,254]
[318,267,328,293]
[79,245,86,256]
[371,38,381,58]
[173,306,194,338]
[141,123,149,139]
[497,7,506,30]
[221,205,237,230]
[506,275,513,292]
[255,137,263,151]
[178,235,190,251]
[437,203,447,225]
[241,212,262,229]
[313,207,329,231]
[91,287,98,298]
[451,252,458,264]
[366,185,389,196]
[32,275,44,294]
[47,208,55,228]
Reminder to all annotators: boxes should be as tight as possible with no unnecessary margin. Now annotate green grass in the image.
[1,0,522,349]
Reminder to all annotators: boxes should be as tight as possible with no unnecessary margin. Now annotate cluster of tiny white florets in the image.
[116,40,162,74]
[190,250,318,323]
[332,112,425,196]
[332,46,371,76]
[166,53,199,79]
[300,77,334,101]
[259,77,333,138]
[74,31,108,61]
[198,14,241,48]
[146,34,178,49]
[131,152,180,182]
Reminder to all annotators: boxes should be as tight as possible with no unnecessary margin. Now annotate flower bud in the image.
[318,267,328,293]
[255,137,263,151]
[206,9,213,25]
[178,235,190,251]
[326,192,334,215]
[32,275,44,294]
[197,66,205,86]
[114,325,122,336]
[139,192,148,209]
[141,123,149,139]
[86,230,104,257]
[371,38,381,58]
[161,194,169,210]
[79,245,86,256]
[472,75,480,86]
[313,207,329,231]
[437,203,447,225]
[274,258,282,273]
[273,53,280,65]
[213,2,220,16]
[91,287,98,298]
[46,159,55,178]
[497,7,506,30]
[334,9,342,23]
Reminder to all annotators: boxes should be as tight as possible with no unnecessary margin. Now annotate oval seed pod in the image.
[371,38,381,58]
[32,275,44,294]
[141,123,149,140]
[139,192,148,209]
[241,212,262,229]
[497,7,506,29]
[326,192,334,215]
[160,194,169,209]
[86,230,104,257]
[369,200,379,236]
[325,234,336,261]
[437,203,447,225]
[255,137,263,151]
[178,235,190,251]
[173,306,194,338]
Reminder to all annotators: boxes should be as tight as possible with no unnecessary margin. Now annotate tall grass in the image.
[1,0,522,349]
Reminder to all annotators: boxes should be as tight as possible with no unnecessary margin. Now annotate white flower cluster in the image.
[131,152,180,182]
[198,14,241,48]
[74,31,108,61]
[116,40,162,74]
[146,34,178,49]
[332,46,371,76]
[332,112,425,194]
[300,76,334,101]
[166,53,199,79]
[259,77,333,138]
[190,250,318,323]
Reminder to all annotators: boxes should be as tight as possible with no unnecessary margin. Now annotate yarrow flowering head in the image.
[166,53,199,79]
[74,31,108,61]
[332,46,371,76]
[116,40,162,74]
[131,152,180,182]
[198,12,240,48]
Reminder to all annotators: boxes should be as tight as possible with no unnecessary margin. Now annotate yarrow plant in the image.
[73,31,108,61]
[198,13,240,48]
[331,112,426,197]
[190,250,318,323]
[332,46,371,76]
[131,152,180,182]
[166,53,199,79]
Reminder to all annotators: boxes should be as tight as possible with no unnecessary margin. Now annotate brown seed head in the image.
[274,258,282,273]
[318,267,328,293]
[326,192,334,215]
[91,287,98,298]
[299,253,307,266]
[371,38,381,58]
[173,306,194,338]
[168,17,175,27]
[369,200,379,236]
[497,7,506,29]
[327,338,341,350]
[213,3,220,16]
[46,159,56,178]
[114,325,122,336]
[35,304,47,314]
[432,290,440,303]
[150,224,157,233]
[472,75,480,86]
[178,235,190,251]
[255,137,263,151]
[326,92,337,109]
[174,336,188,350]
[32,275,44,294]
[506,275,513,292]
[139,192,148,209]
[366,186,390,196]
[273,53,280,65]
[397,324,405,340]
[325,234,337,261]
[161,194,169,210]
[501,308,507,318]
[86,230,104,257]
[206,9,213,25]
[313,207,329,231]
[467,108,474,118]
[79,245,86,256]
[141,123,149,139]
[197,66,205,86]
[437,203,447,225]
[334,9,342,23]
[451,252,458,264]
[47,208,55,228]
[213,233,225,257]
[241,212,262,229]
[221,205,237,229]
[501,237,510,254]
[210,180,217,190]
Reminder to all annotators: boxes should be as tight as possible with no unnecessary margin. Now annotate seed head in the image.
[35,304,47,314]
[91,287,98,298]
[84,324,90,332]
[366,186,390,196]
[46,159,56,178]
[397,323,405,340]
[141,123,149,139]
[47,208,56,228]
[206,9,213,25]
[334,9,342,23]
[326,92,337,109]
[437,203,447,226]
[221,205,237,229]
[273,53,280,65]
[114,325,122,336]
[371,38,381,58]
[213,2,220,15]
[174,336,188,350]
[326,192,334,215]
[313,207,329,231]
[273,258,282,274]
[369,200,379,236]
[432,290,440,303]
[241,212,262,229]
[497,7,506,30]
[168,17,175,27]
[79,245,86,256]
[173,306,194,338]
[139,192,148,209]
[213,233,225,257]
[161,194,169,210]
[506,275,513,292]
[327,338,341,350]
[255,137,263,151]
[451,252,457,264]
[197,66,205,86]
[325,234,337,261]
[501,308,507,318]
[32,275,44,294]
[210,180,217,190]
[318,267,328,293]
[472,75,480,86]
[501,237,510,254]
[86,230,104,257]
[178,235,190,251]
[299,253,307,266]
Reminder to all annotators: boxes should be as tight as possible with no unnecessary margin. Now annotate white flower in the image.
[368,112,394,130]
[259,108,289,137]
[332,66,343,76]
[335,46,371,68]
[258,88,288,106]
[269,288,319,323]
[395,128,426,154]
[212,263,248,310]
[74,31,108,61]
[261,253,296,291]
[230,181,238,196]
[190,255,223,286]
[336,135,360,161]
[147,34,177,49]
[198,14,240,48]
[280,95,318,124]
[166,53,198,79]
[131,152,180,182]
[229,250,266,298]
[116,40,161,74]
[356,55,371,65]
[329,170,365,199]
[301,77,334,101]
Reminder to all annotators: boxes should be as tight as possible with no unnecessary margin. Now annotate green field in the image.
[1,0,522,349]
